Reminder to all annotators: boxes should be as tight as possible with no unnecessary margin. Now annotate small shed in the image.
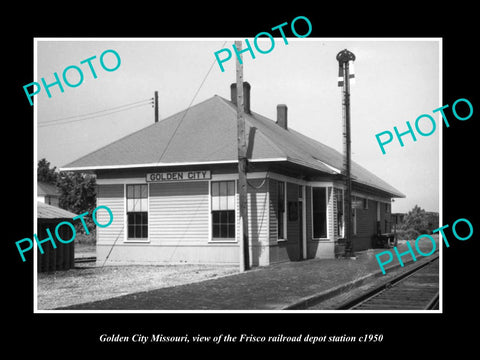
[37,201,77,272]
[37,181,61,207]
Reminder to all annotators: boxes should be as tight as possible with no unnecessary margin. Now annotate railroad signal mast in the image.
[337,49,356,258]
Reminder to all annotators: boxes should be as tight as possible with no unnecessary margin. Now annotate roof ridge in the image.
[286,128,345,168]
[248,110,336,166]
[214,96,288,160]
[288,128,404,196]
[216,99,339,174]
[164,95,221,123]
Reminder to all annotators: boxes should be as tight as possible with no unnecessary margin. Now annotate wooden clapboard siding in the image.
[327,187,334,241]
[246,178,269,245]
[333,188,339,241]
[149,181,209,244]
[231,178,269,265]
[96,184,124,244]
[97,243,239,265]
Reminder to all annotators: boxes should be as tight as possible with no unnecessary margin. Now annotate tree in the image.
[56,171,97,233]
[398,205,432,239]
[37,158,58,184]
[37,158,97,234]
[425,212,439,231]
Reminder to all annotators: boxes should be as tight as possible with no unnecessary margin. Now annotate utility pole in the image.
[337,49,356,258]
[154,90,159,123]
[235,40,250,272]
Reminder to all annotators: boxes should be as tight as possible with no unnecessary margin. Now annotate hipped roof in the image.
[62,95,404,198]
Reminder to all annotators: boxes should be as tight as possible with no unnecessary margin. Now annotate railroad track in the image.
[337,255,439,310]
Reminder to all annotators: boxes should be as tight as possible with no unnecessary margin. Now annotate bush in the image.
[396,205,439,240]
[396,228,420,241]
[75,230,96,244]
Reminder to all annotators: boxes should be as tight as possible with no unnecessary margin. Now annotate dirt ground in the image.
[60,237,440,310]
[37,236,438,310]
[37,263,238,310]
[37,240,239,310]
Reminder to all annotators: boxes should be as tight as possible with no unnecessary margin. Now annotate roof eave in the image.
[352,180,406,199]
[60,157,288,172]
[61,157,406,198]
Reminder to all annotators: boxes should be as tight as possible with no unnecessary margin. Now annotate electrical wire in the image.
[40,98,153,124]
[38,98,154,128]
[39,102,152,128]
[88,42,228,265]
[247,171,269,189]
[155,41,228,164]
[101,227,125,268]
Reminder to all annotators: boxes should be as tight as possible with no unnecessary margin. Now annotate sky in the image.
[35,38,440,214]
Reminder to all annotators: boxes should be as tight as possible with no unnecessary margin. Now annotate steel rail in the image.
[337,254,439,310]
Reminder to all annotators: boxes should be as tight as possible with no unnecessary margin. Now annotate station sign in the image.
[352,199,363,209]
[146,170,211,183]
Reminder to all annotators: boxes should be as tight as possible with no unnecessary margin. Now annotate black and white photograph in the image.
[31,38,441,313]
[7,7,479,353]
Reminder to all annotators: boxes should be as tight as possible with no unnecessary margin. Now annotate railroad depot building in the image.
[62,83,404,267]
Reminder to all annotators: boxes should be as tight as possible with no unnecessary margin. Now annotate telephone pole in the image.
[235,40,250,271]
[337,49,356,258]
[154,90,159,123]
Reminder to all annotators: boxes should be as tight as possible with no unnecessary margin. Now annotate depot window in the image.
[211,181,236,240]
[312,187,327,239]
[126,184,148,240]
